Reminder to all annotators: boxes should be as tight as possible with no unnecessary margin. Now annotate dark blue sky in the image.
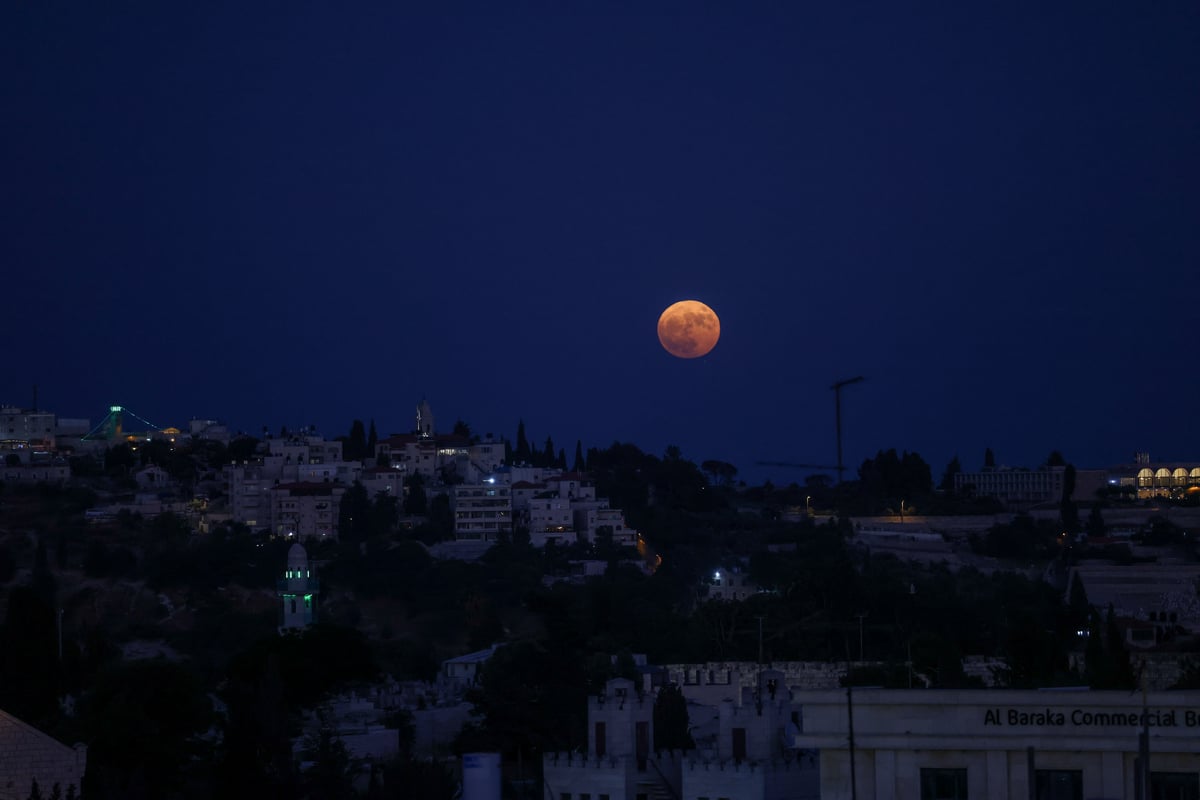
[4,4,1198,484]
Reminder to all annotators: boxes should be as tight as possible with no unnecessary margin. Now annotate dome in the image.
[287,543,309,571]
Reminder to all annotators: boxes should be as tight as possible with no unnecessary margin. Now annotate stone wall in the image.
[0,710,86,800]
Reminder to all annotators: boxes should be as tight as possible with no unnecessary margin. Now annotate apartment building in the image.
[451,483,512,543]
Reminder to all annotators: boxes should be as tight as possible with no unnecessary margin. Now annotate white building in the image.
[0,406,56,449]
[0,461,69,486]
[226,433,357,532]
[451,483,512,543]
[525,494,577,547]
[0,708,86,800]
[954,466,1065,509]
[278,543,318,630]
[544,673,819,800]
[792,687,1200,800]
[269,481,345,540]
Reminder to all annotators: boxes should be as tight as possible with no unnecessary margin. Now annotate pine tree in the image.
[515,420,530,463]
[939,456,961,494]
[26,780,42,800]
[367,419,378,458]
[983,447,995,468]
[572,440,586,472]
[345,420,367,461]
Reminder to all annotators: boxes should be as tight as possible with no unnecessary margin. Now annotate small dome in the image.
[287,543,308,571]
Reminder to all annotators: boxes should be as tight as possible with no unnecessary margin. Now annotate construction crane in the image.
[832,376,864,485]
[757,461,841,472]
[758,375,865,485]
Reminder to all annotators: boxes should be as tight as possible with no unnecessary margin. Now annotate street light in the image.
[806,496,812,516]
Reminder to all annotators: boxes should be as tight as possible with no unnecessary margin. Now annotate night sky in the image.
[4,4,1199,484]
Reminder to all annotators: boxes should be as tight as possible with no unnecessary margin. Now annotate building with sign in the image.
[792,688,1200,800]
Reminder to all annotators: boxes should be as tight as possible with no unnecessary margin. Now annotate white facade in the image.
[792,688,1200,800]
[544,673,818,800]
[525,495,576,547]
[954,466,1065,508]
[0,708,86,800]
[451,483,512,542]
[278,543,318,629]
[0,406,55,448]
[0,461,69,485]
[226,434,356,531]
[269,481,344,540]
[359,467,407,500]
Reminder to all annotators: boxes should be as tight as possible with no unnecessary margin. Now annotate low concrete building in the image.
[792,687,1200,799]
[0,709,86,800]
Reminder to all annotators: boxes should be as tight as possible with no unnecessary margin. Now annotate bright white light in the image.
[713,570,721,581]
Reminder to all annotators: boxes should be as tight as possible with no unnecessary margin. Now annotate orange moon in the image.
[657,300,720,358]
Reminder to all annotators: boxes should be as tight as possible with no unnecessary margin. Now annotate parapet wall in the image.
[663,658,1005,701]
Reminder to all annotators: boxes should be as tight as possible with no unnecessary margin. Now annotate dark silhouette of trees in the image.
[572,440,586,472]
[939,456,961,494]
[857,449,933,514]
[984,447,995,468]
[343,420,368,461]
[403,473,427,516]
[514,420,531,463]
[80,660,214,799]
[653,683,694,751]
[701,460,738,487]
[1085,504,1106,539]
[337,481,371,541]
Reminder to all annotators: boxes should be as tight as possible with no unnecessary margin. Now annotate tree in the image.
[1046,450,1066,467]
[939,456,961,494]
[369,491,400,538]
[428,493,453,537]
[701,460,738,487]
[218,654,297,797]
[403,473,427,516]
[1061,464,1080,534]
[514,420,531,463]
[344,420,367,461]
[1085,505,1106,539]
[653,684,694,751]
[300,726,356,800]
[338,481,371,541]
[984,447,995,469]
[228,435,261,463]
[453,419,472,438]
[367,419,378,457]
[572,440,586,472]
[79,660,214,799]
[542,436,556,467]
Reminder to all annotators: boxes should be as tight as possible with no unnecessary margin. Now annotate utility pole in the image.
[832,376,864,484]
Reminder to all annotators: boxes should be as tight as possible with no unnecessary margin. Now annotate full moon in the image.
[657,300,721,358]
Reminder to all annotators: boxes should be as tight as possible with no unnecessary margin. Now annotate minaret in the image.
[278,543,318,630]
[416,398,435,438]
